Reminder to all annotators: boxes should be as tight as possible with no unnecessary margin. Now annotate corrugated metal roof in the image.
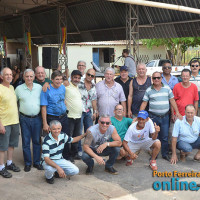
[1,0,200,44]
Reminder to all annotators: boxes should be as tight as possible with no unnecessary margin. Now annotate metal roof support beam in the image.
[22,14,32,69]
[58,5,68,70]
[126,4,139,62]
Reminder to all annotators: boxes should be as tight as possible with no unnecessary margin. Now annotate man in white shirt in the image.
[123,110,161,170]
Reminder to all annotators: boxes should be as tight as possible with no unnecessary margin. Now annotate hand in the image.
[42,82,50,92]
[128,110,132,118]
[171,114,176,123]
[0,124,6,134]
[130,152,138,160]
[176,112,183,121]
[154,122,160,133]
[171,154,178,165]
[95,155,105,165]
[57,166,66,178]
[96,143,107,154]
[43,123,50,133]
[92,113,96,121]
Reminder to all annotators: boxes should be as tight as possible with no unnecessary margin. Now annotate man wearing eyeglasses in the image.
[82,114,121,175]
[189,60,200,116]
[77,68,97,157]
[161,61,178,90]
[140,72,181,161]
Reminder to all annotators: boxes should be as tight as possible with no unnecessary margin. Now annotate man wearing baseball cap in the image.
[122,110,161,170]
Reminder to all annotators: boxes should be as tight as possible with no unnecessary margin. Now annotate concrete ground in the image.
[1,140,200,200]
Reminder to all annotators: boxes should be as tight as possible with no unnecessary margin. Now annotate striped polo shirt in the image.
[143,83,174,115]
[42,132,73,160]
[190,74,200,91]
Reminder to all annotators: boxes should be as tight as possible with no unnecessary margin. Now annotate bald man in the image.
[0,68,20,178]
[77,68,97,157]
[34,66,52,86]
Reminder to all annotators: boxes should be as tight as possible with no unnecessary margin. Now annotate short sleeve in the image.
[42,143,50,158]
[172,120,180,138]
[148,119,155,134]
[168,87,174,99]
[143,89,149,101]
[40,90,48,106]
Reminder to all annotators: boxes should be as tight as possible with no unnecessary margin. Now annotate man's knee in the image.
[111,147,120,156]
[153,140,161,149]
[70,165,79,175]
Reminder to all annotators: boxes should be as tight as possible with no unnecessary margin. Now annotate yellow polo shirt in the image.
[65,82,83,119]
[0,84,19,126]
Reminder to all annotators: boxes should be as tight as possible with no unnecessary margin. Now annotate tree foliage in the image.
[142,37,200,65]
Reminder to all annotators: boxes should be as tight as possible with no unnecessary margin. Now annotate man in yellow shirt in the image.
[0,68,20,178]
[65,70,83,162]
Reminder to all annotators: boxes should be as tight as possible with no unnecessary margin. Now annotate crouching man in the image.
[122,110,161,171]
[42,120,86,184]
[82,115,122,175]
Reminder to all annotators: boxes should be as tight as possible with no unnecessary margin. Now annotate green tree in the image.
[142,37,200,65]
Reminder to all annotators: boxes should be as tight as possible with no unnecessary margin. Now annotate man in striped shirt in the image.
[42,120,86,184]
[140,72,181,161]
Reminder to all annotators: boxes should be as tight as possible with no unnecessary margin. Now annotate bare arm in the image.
[170,137,178,164]
[44,157,66,178]
[194,101,198,115]
[122,140,138,160]
[83,130,105,165]
[169,98,182,120]
[41,106,50,133]
[128,80,133,118]
[0,120,5,134]
[92,100,98,120]
[72,132,87,143]
[121,101,127,117]
[42,82,50,92]
[140,101,148,111]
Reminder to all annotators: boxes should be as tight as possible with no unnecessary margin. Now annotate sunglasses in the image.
[87,73,95,78]
[191,65,199,68]
[100,121,110,125]
[152,77,161,80]
[163,66,172,70]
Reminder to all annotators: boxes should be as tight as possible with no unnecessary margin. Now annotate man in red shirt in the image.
[172,69,199,118]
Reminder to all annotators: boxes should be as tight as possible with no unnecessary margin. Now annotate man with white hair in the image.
[34,66,51,86]
[42,120,86,184]
[0,68,20,178]
[96,67,126,117]
[15,69,43,172]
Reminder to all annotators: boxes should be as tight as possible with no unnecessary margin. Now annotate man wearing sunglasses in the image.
[189,60,200,116]
[161,61,178,90]
[82,115,121,175]
[140,72,181,162]
[78,68,97,157]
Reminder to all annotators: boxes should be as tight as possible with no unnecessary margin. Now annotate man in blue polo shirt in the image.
[140,71,181,161]
[171,104,200,164]
[42,120,86,184]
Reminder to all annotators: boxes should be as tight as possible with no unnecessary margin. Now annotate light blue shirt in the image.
[15,83,42,116]
[161,74,178,90]
[172,116,200,143]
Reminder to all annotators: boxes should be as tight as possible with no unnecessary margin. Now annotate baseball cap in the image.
[71,70,82,77]
[120,66,128,71]
[137,110,148,119]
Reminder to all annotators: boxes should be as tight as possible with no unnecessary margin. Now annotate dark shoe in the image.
[33,164,43,170]
[54,171,60,178]
[86,166,94,175]
[24,165,31,172]
[6,163,21,172]
[162,155,170,162]
[74,154,81,160]
[0,168,12,178]
[105,167,118,175]
[46,177,54,184]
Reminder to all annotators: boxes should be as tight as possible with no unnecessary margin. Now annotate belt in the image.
[149,111,169,118]
[20,112,40,118]
[47,113,66,119]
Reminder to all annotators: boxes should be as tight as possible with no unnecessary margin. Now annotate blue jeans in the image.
[43,159,79,179]
[177,137,200,152]
[20,114,42,166]
[149,113,169,157]
[78,111,93,152]
[82,147,120,168]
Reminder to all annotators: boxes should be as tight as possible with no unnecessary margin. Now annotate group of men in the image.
[1,53,200,184]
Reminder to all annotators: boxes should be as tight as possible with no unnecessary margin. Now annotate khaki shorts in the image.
[128,139,159,153]
[0,124,20,151]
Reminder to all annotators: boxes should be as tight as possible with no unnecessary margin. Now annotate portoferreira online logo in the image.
[152,170,200,191]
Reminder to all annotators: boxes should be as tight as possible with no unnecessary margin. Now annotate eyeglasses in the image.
[191,65,199,68]
[87,73,95,78]
[152,77,161,80]
[100,121,110,125]
[163,66,172,70]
